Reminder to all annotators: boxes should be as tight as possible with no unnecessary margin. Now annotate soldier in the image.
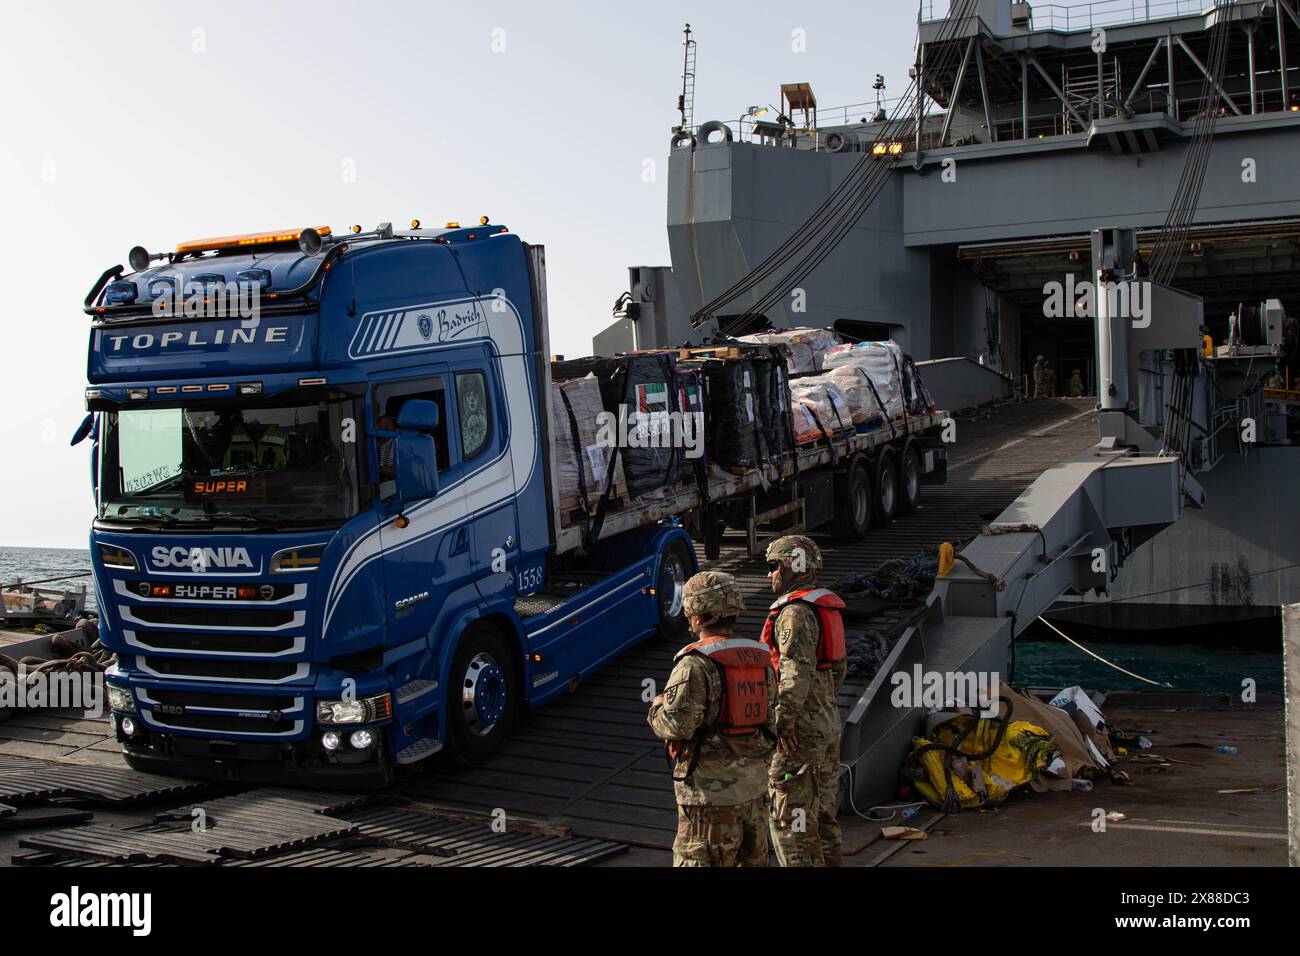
[1031,355,1047,399]
[1067,368,1085,398]
[1042,363,1058,399]
[761,534,848,866]
[648,570,777,866]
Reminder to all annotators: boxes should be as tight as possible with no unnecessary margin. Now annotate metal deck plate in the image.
[0,765,207,805]
[337,805,628,866]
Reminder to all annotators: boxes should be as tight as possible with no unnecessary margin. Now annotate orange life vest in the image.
[673,636,773,736]
[759,588,847,671]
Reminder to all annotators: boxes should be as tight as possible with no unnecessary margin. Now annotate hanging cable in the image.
[1037,616,1173,687]
[691,0,985,332]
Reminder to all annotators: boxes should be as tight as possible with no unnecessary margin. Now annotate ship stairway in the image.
[1064,59,1122,125]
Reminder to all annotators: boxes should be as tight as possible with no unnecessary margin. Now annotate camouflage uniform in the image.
[647,571,777,867]
[764,536,849,867]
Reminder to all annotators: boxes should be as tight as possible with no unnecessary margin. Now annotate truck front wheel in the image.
[656,539,693,641]
[444,622,518,766]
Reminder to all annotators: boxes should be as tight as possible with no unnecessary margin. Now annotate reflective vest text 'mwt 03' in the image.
[759,588,847,671]
[673,637,773,736]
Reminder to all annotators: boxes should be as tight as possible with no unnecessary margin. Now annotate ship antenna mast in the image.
[677,23,697,132]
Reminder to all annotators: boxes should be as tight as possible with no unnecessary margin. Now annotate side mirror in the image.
[395,432,439,504]
[70,413,95,447]
[396,399,439,432]
[394,399,440,505]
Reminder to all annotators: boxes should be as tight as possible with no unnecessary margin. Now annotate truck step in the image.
[395,679,439,705]
[396,738,443,764]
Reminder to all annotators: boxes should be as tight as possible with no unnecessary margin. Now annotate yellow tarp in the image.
[907,716,1058,811]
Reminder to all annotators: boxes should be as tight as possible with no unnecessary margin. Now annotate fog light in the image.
[349,730,374,750]
[120,716,137,737]
[321,731,342,752]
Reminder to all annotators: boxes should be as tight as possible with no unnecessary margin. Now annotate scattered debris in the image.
[881,826,927,841]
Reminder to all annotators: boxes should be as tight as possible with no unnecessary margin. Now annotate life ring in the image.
[697,120,733,144]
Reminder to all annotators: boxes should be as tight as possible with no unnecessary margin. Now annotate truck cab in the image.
[83,222,694,785]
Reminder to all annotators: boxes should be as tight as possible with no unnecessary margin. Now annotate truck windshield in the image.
[98,397,361,528]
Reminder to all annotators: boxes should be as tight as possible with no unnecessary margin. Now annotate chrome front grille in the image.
[124,630,302,656]
[137,655,307,683]
[136,686,306,738]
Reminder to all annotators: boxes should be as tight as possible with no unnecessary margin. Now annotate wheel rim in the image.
[880,468,897,513]
[851,475,869,528]
[905,456,920,502]
[662,554,686,619]
[462,652,507,737]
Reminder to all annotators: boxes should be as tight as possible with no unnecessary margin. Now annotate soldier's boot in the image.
[769,760,823,867]
[673,804,745,867]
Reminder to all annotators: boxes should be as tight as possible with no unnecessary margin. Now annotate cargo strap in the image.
[556,387,592,538]
[858,371,898,439]
[889,350,911,432]
[804,404,838,467]
[671,364,709,504]
[587,442,621,549]
[825,388,855,460]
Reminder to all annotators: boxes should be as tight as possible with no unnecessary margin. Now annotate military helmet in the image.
[682,571,745,623]
[765,534,822,575]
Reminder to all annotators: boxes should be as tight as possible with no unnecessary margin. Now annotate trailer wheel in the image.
[656,539,693,641]
[444,622,518,766]
[832,458,872,541]
[897,442,922,516]
[872,448,900,528]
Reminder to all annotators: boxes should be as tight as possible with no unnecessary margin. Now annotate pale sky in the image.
[0,0,921,549]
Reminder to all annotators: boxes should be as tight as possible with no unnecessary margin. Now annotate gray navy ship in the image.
[596,0,1300,636]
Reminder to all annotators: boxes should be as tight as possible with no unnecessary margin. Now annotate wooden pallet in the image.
[627,346,748,362]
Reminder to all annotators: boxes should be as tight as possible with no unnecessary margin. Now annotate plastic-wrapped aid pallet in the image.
[681,355,763,470]
[750,346,794,458]
[821,340,906,419]
[790,379,853,444]
[551,354,680,498]
[737,327,841,375]
[549,374,629,522]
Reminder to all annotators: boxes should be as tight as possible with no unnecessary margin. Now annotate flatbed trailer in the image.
[551,410,948,557]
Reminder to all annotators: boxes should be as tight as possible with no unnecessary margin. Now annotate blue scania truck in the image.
[79,220,946,786]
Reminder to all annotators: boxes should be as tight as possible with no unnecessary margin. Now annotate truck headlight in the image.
[316,692,392,725]
[107,684,136,713]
